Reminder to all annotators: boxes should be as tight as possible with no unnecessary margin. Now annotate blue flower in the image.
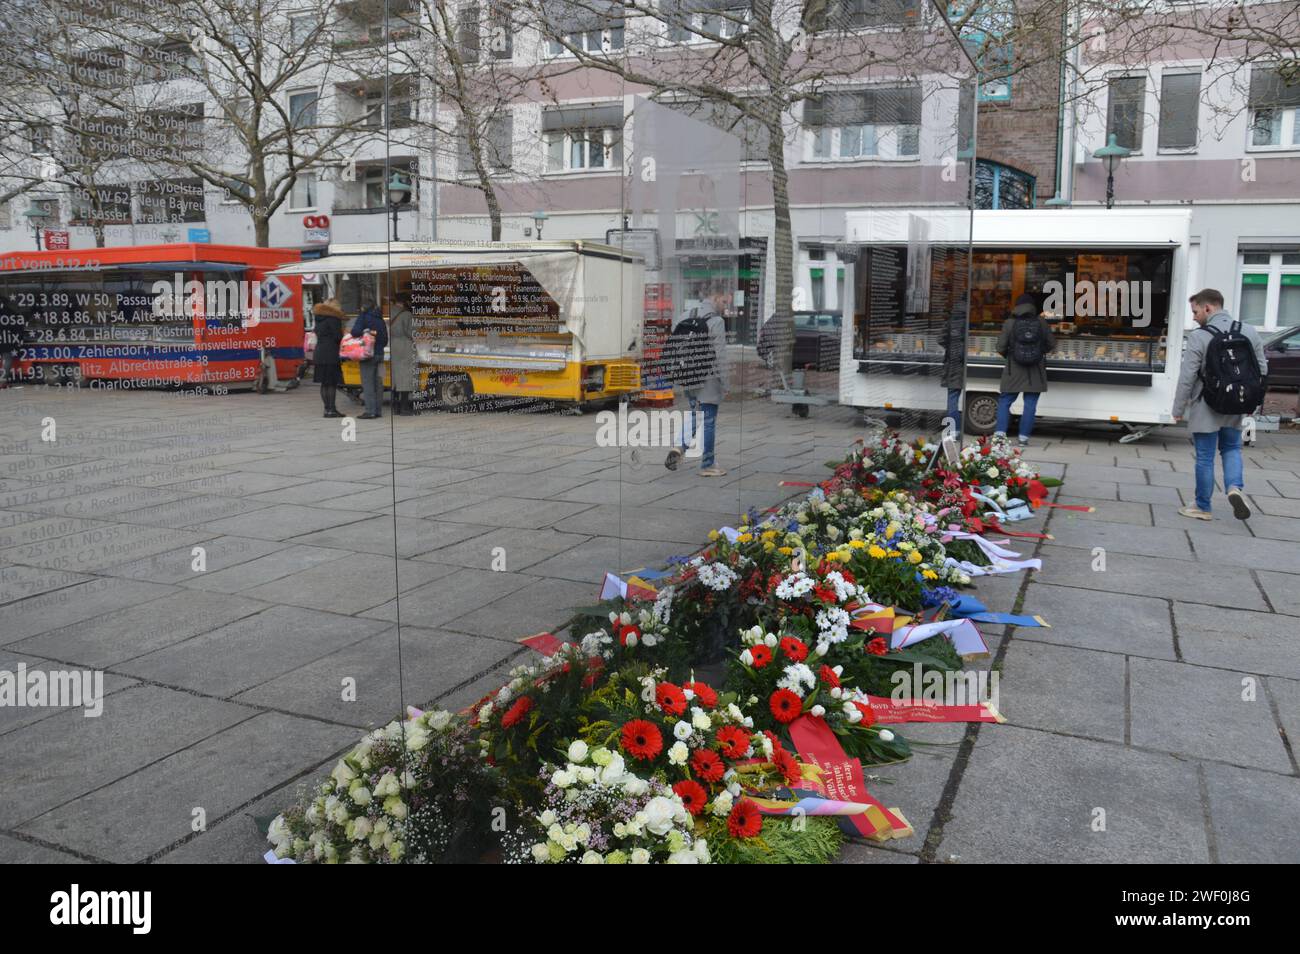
[921,586,958,608]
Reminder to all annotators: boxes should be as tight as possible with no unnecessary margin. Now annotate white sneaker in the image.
[699,466,728,478]
[1178,506,1213,521]
[1017,436,1030,447]
[1227,488,1252,521]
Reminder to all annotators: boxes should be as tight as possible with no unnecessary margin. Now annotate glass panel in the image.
[1240,279,1269,325]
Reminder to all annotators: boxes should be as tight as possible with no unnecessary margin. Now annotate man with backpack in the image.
[995,293,1056,445]
[1173,288,1268,521]
[664,285,730,476]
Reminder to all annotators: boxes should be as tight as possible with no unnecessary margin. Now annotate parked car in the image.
[792,310,842,371]
[1264,325,1300,390]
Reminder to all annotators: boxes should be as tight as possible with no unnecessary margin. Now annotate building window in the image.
[1106,75,1145,152]
[545,3,624,55]
[290,14,320,46]
[804,87,921,160]
[803,0,919,31]
[289,90,319,129]
[666,1,752,41]
[541,104,623,171]
[1248,67,1300,149]
[363,83,412,128]
[973,159,1035,209]
[71,183,133,226]
[1158,71,1200,150]
[672,99,770,162]
[1238,248,1300,331]
[291,172,317,209]
[457,113,514,175]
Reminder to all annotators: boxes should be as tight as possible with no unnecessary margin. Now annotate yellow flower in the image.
[922,569,939,580]
[778,546,794,556]
[763,541,775,552]
[761,530,778,543]
[907,550,923,565]
[885,522,901,537]
[708,530,719,541]
[736,533,753,544]
[867,545,887,559]
[848,539,867,550]
[887,549,902,558]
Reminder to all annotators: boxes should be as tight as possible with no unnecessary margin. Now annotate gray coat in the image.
[996,306,1056,394]
[1172,310,1268,433]
[679,310,729,405]
[388,307,417,390]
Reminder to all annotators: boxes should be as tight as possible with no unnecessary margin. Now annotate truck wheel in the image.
[964,393,999,436]
[793,403,810,418]
[437,374,472,409]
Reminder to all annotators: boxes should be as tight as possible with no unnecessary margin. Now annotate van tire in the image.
[436,374,472,409]
[964,392,999,436]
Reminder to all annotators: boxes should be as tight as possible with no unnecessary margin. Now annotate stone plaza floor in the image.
[1,381,1297,863]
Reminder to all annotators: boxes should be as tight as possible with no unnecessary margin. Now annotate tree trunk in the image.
[486,186,502,241]
[254,212,270,247]
[767,117,795,378]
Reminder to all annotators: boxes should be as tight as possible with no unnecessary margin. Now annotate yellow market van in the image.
[272,241,645,408]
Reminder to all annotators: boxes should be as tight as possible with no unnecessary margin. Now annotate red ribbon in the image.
[787,715,910,840]
[864,694,1003,724]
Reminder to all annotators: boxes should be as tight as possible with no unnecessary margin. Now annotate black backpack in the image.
[663,311,716,388]
[1198,320,1265,415]
[1011,315,1044,366]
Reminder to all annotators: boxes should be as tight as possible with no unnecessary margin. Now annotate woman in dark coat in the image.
[995,293,1056,444]
[311,299,345,418]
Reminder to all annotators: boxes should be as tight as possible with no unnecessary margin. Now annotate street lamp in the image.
[1093,133,1131,210]
[532,209,548,241]
[387,172,411,241]
[24,205,50,250]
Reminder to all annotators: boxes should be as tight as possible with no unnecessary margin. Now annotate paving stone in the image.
[0,833,89,863]
[414,527,590,571]
[1117,483,1186,506]
[524,535,688,584]
[1055,496,1153,526]
[114,605,391,697]
[1129,656,1292,772]
[291,514,491,558]
[1152,505,1255,536]
[1019,582,1176,659]
[1255,570,1300,618]
[444,577,600,639]
[554,504,735,545]
[1032,545,1269,610]
[0,578,179,644]
[1173,602,1300,681]
[937,726,1210,863]
[361,567,536,628]
[0,650,139,736]
[0,684,252,829]
[240,557,459,615]
[835,843,921,864]
[1201,762,1300,863]
[998,640,1128,741]
[17,712,359,863]
[180,543,349,593]
[234,626,520,726]
[1039,517,1193,559]
[0,565,92,606]
[196,503,374,541]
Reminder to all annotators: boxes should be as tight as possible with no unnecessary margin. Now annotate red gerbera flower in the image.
[854,701,877,727]
[866,636,889,656]
[819,664,841,688]
[780,636,809,662]
[749,645,773,669]
[500,696,533,729]
[620,719,663,761]
[727,798,763,838]
[839,568,857,585]
[814,583,838,603]
[683,681,717,707]
[673,779,708,816]
[716,725,751,760]
[769,688,802,724]
[655,681,687,716]
[690,747,725,783]
[770,747,802,787]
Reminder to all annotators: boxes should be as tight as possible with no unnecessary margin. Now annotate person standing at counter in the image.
[311,299,345,418]
[995,293,1056,445]
[939,301,968,431]
[351,301,389,420]
[388,294,417,416]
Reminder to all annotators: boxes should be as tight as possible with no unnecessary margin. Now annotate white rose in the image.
[581,850,604,864]
[692,711,712,732]
[630,848,651,864]
[567,740,589,764]
[879,729,896,742]
[667,850,699,864]
[551,769,574,788]
[810,705,826,717]
[531,843,551,863]
[641,796,679,836]
[673,720,693,741]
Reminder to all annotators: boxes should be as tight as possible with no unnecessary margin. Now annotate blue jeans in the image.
[945,388,962,422]
[359,358,382,416]
[996,392,1040,439]
[1192,427,1244,512]
[682,398,717,468]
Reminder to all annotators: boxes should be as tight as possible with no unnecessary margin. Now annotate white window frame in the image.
[290,13,320,46]
[544,127,621,173]
[1105,73,1147,157]
[546,26,624,58]
[289,171,318,211]
[1235,249,1300,332]
[670,8,750,43]
[289,89,319,129]
[1246,105,1300,152]
[805,122,920,161]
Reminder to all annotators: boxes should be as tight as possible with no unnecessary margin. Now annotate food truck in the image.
[270,241,645,408]
[838,209,1192,438]
[0,244,305,390]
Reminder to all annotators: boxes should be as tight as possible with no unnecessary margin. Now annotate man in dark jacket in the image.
[939,302,967,430]
[351,303,388,419]
[995,293,1056,445]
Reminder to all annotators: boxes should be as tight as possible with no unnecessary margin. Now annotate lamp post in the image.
[1093,133,1131,210]
[24,205,49,250]
[532,209,548,241]
[388,172,411,241]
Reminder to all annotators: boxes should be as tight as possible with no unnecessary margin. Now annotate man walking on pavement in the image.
[1173,288,1268,521]
[665,285,730,477]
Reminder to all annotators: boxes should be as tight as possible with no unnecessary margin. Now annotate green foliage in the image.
[710,816,844,865]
